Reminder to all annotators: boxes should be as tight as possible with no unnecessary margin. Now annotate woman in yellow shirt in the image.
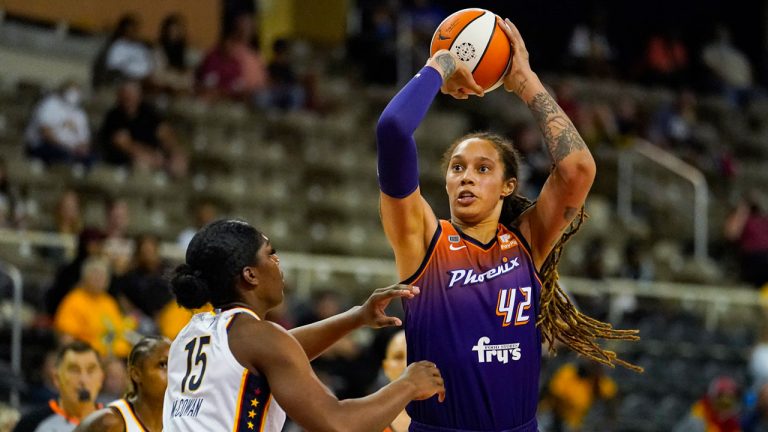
[54,257,134,358]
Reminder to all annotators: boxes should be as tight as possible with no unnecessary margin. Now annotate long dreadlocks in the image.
[445,132,642,372]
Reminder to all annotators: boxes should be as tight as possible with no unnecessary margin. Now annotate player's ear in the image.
[502,178,517,198]
[241,266,259,288]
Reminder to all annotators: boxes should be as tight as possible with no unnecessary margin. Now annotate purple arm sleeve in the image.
[376,66,443,198]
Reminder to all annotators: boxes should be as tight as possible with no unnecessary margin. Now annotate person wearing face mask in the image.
[24,80,93,167]
[13,342,104,432]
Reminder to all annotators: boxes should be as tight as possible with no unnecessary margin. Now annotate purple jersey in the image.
[403,220,542,432]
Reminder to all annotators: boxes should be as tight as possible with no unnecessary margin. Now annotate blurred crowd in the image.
[1,1,768,431]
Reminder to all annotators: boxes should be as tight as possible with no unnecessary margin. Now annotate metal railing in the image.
[618,139,710,260]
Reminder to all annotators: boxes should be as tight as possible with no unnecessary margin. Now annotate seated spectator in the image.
[675,376,742,432]
[52,189,83,236]
[543,360,618,432]
[701,25,754,106]
[724,190,768,288]
[23,81,92,167]
[103,15,154,85]
[12,342,103,432]
[103,197,133,276]
[196,13,267,102]
[177,199,219,250]
[620,240,655,281]
[381,330,410,432]
[742,382,768,432]
[111,234,174,320]
[255,38,305,111]
[0,158,23,229]
[566,14,614,77]
[643,29,689,87]
[53,257,134,358]
[45,228,106,316]
[750,327,768,389]
[98,81,187,178]
[151,14,193,94]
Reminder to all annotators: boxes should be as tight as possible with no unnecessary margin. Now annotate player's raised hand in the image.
[357,284,420,328]
[427,49,484,100]
[400,361,446,403]
[497,17,536,97]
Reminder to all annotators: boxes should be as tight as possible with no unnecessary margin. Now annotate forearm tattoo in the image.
[527,92,587,163]
[435,53,456,79]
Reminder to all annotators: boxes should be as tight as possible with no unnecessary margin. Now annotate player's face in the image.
[382,331,407,382]
[255,237,285,308]
[54,350,104,406]
[136,341,170,399]
[445,138,514,224]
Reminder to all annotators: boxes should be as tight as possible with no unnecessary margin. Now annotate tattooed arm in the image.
[498,18,596,269]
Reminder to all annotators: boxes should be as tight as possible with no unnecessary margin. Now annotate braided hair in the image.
[443,132,641,371]
[125,336,169,399]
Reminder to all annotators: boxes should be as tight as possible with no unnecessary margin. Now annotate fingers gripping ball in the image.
[430,8,512,92]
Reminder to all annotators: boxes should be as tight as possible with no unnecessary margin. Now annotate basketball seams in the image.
[447,10,487,58]
[472,15,499,74]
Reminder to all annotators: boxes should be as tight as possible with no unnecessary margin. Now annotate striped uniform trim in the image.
[233,372,271,431]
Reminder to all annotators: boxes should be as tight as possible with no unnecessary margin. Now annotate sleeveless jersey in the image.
[163,307,286,432]
[108,399,146,432]
[403,221,542,432]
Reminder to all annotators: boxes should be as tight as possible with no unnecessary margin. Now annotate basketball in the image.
[430,8,512,92]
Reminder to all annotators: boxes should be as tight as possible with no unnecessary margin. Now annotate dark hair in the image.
[112,14,140,42]
[126,336,169,398]
[55,341,99,366]
[171,219,265,309]
[159,14,187,71]
[443,132,641,371]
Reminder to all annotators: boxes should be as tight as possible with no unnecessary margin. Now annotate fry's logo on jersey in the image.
[447,257,519,288]
[472,337,522,363]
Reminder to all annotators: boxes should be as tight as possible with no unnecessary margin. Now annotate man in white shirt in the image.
[24,81,93,166]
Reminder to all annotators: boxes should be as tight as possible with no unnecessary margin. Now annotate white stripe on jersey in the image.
[163,308,286,432]
[108,399,146,432]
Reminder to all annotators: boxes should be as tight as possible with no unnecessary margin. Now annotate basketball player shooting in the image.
[375,15,640,432]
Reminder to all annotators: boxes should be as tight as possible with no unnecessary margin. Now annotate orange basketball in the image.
[430,8,512,92]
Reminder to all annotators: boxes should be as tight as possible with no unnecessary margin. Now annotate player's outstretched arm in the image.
[73,408,125,432]
[377,50,481,280]
[499,17,596,269]
[230,318,444,432]
[289,284,419,360]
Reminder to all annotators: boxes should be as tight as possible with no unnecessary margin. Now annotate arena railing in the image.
[618,139,710,261]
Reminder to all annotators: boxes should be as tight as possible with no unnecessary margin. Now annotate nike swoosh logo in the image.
[438,33,450,41]
[449,244,467,251]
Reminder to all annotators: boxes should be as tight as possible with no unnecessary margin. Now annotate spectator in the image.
[749,326,768,389]
[98,81,187,177]
[103,15,154,85]
[111,234,174,320]
[643,29,689,87]
[12,342,103,432]
[53,257,134,358]
[23,81,92,167]
[567,14,614,77]
[52,189,82,236]
[648,89,704,165]
[542,360,618,432]
[742,383,768,432]
[724,190,768,288]
[196,13,267,101]
[103,197,133,276]
[674,376,742,432]
[177,199,219,250]
[256,38,305,111]
[701,25,754,106]
[0,158,23,229]
[513,123,549,198]
[151,14,193,94]
[45,228,107,316]
[381,330,410,432]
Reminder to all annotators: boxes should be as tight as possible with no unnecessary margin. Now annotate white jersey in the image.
[108,399,146,432]
[163,308,286,432]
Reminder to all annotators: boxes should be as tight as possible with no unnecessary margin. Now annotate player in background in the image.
[163,219,445,431]
[375,17,638,432]
[75,337,170,432]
